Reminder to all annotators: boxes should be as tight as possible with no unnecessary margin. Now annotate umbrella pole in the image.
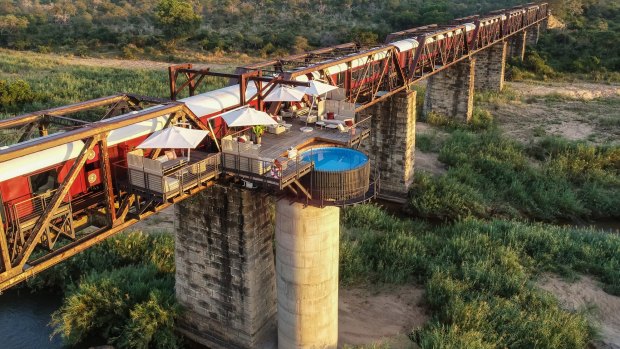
[307,97,316,126]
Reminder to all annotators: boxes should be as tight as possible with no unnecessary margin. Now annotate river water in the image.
[0,290,63,348]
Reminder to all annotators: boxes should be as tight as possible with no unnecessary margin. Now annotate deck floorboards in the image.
[256,119,366,160]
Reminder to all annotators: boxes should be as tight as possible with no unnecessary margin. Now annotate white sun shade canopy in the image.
[137,126,210,150]
[221,107,278,127]
[264,85,306,102]
[296,80,339,96]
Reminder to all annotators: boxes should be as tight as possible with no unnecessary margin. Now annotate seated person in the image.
[270,158,283,178]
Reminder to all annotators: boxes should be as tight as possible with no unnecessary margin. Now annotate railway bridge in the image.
[0,3,549,348]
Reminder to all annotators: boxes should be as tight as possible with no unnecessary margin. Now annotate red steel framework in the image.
[0,2,549,291]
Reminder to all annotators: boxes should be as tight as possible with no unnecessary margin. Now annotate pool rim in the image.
[299,146,369,172]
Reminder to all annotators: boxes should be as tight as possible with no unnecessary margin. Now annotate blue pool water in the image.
[301,147,368,172]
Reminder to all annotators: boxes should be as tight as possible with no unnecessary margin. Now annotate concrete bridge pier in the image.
[474,41,507,92]
[275,200,340,349]
[175,184,277,349]
[361,90,416,201]
[423,58,476,122]
[508,30,527,61]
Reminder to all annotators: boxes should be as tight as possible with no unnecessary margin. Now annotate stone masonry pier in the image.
[508,30,527,61]
[361,90,416,201]
[175,184,276,349]
[475,41,507,92]
[526,24,541,46]
[424,58,476,122]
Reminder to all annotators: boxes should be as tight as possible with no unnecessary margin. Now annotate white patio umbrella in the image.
[264,84,306,102]
[296,80,339,124]
[220,106,278,127]
[137,126,210,161]
[297,80,339,97]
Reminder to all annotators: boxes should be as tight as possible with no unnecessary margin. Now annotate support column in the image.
[423,58,476,122]
[508,30,527,61]
[361,90,416,201]
[526,24,540,45]
[175,184,277,349]
[275,201,339,349]
[541,17,549,34]
[475,41,507,92]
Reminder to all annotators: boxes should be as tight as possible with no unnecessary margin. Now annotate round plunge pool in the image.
[300,147,371,203]
[301,147,369,172]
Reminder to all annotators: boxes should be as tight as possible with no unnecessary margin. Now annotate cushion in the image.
[165,150,177,160]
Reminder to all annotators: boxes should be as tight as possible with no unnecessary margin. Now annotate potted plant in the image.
[252,125,266,144]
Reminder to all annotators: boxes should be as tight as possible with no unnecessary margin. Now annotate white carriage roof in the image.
[0,140,85,182]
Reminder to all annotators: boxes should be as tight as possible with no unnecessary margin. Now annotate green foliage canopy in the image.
[155,0,201,45]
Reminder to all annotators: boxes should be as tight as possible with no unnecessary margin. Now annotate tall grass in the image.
[342,205,619,348]
[0,50,224,118]
[409,129,620,222]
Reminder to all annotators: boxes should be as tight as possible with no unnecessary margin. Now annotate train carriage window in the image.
[29,169,58,196]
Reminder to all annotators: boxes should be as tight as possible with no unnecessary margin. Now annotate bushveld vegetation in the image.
[413,84,620,223]
[31,231,182,349]
[0,0,618,79]
[409,129,620,222]
[0,49,224,119]
[341,204,620,348]
[1,1,617,347]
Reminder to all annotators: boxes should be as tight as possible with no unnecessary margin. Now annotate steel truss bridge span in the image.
[0,2,549,291]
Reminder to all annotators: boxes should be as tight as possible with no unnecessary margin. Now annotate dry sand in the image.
[510,81,620,101]
[339,285,427,348]
[538,274,620,349]
[490,81,620,144]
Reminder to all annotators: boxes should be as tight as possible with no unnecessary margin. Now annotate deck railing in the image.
[348,115,372,147]
[115,152,221,201]
[4,189,73,254]
[221,152,313,190]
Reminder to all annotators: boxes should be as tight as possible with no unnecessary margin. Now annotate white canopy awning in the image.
[137,126,210,150]
[264,85,306,102]
[220,107,278,127]
[297,80,339,96]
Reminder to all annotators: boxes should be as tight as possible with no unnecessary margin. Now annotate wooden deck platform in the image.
[257,118,371,160]
[220,117,371,196]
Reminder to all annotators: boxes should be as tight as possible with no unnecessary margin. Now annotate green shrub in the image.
[408,172,488,221]
[51,265,181,348]
[469,107,494,130]
[43,231,182,348]
[410,130,620,222]
[27,231,176,292]
[342,211,612,348]
[416,133,435,152]
[0,79,44,113]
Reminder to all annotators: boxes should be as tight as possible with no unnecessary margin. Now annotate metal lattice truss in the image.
[0,101,215,290]
[231,3,549,113]
[0,2,550,291]
[0,94,167,143]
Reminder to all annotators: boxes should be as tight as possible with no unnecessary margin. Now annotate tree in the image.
[155,0,201,46]
[0,15,28,36]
